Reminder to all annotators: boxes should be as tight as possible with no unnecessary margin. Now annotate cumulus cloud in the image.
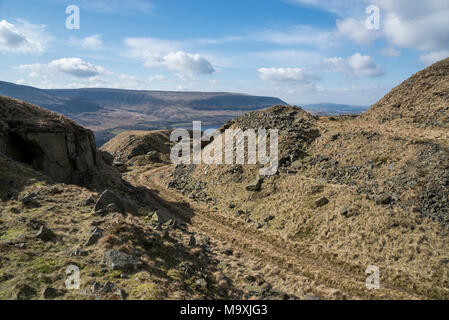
[258,67,320,83]
[322,53,384,77]
[334,18,381,46]
[0,19,50,53]
[48,58,107,77]
[70,34,103,51]
[125,37,215,74]
[18,58,108,78]
[360,1,449,52]
[420,51,449,66]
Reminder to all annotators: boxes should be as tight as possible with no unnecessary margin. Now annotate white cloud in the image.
[70,34,103,51]
[380,47,401,57]
[287,0,449,54]
[148,75,165,81]
[125,37,215,74]
[420,51,449,66]
[258,67,320,83]
[0,19,50,53]
[49,58,107,77]
[18,58,108,78]
[257,25,332,48]
[371,0,449,52]
[323,53,384,77]
[334,18,381,46]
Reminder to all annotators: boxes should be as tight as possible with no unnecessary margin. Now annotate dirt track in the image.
[125,164,424,300]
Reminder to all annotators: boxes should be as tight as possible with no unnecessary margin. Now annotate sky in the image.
[0,0,448,106]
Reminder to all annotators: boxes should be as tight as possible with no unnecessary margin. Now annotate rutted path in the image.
[125,164,423,300]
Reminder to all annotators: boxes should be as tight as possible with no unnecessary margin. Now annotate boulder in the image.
[15,284,36,300]
[94,190,125,214]
[245,178,264,192]
[84,227,104,247]
[36,226,55,242]
[376,193,393,205]
[102,250,142,271]
[315,197,329,208]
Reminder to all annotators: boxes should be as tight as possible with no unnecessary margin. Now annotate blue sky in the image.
[1,0,448,106]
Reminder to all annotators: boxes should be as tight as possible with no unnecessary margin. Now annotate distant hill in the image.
[302,103,368,116]
[0,81,286,145]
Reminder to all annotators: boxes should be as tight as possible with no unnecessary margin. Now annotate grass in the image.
[177,116,449,299]
[129,282,161,300]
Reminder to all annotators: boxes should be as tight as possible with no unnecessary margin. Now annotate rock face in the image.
[0,96,99,183]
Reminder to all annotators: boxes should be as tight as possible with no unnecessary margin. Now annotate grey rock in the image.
[19,192,40,207]
[101,281,115,293]
[245,177,264,192]
[376,193,393,205]
[263,214,275,223]
[36,226,55,242]
[91,282,101,292]
[100,151,114,166]
[15,284,37,300]
[84,195,96,206]
[95,190,125,214]
[315,196,329,208]
[84,227,104,247]
[195,278,207,289]
[115,288,127,299]
[42,287,63,300]
[102,250,142,271]
[188,235,196,247]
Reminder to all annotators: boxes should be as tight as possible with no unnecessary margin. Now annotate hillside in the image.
[1,96,276,300]
[121,59,449,299]
[361,57,449,128]
[1,59,449,301]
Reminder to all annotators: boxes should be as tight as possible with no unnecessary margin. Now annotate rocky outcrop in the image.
[0,95,99,183]
[100,130,172,165]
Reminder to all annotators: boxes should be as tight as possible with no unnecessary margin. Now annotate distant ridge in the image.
[0,81,286,145]
[302,103,368,116]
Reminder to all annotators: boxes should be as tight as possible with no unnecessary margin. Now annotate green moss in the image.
[0,228,25,242]
[31,257,60,274]
[106,270,122,280]
[292,227,313,240]
[129,282,161,300]
[373,156,389,164]
[167,268,183,281]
